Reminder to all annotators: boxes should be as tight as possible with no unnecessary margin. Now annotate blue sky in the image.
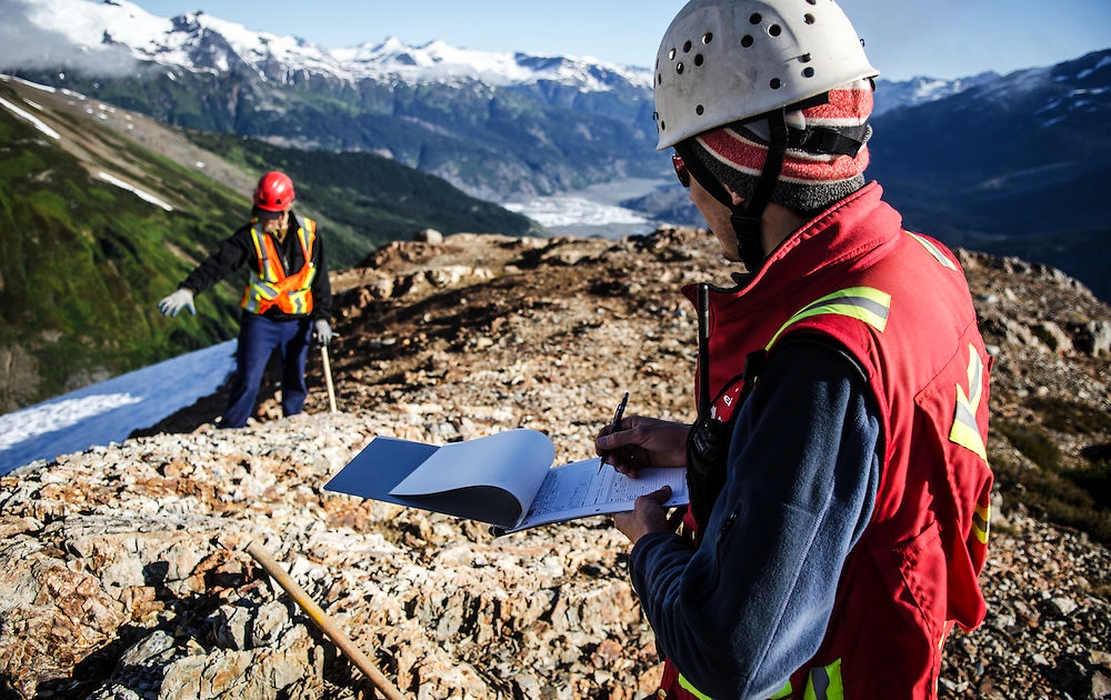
[130,0,1111,81]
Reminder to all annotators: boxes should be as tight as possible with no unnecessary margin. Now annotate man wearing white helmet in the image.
[157,171,333,428]
[595,1,993,697]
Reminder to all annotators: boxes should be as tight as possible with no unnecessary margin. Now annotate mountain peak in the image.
[8,0,651,90]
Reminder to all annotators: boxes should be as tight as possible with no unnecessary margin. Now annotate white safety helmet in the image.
[654,0,878,150]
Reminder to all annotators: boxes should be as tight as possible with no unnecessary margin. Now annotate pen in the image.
[598,391,630,472]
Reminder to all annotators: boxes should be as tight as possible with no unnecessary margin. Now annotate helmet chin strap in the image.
[676,109,790,272]
[729,109,788,272]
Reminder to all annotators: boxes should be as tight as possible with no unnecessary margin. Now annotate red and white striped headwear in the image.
[687,79,874,213]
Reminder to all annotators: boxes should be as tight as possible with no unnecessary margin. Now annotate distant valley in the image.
[1,0,1109,414]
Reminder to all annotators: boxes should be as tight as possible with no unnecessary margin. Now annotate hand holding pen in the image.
[598,391,629,472]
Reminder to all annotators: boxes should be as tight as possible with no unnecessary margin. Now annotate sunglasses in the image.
[672,153,690,188]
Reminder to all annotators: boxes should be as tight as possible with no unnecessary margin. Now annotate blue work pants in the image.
[222,312,312,428]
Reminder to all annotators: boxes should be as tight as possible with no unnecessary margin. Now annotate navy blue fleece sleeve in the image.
[628,341,882,699]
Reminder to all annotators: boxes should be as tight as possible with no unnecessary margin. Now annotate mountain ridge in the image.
[8,0,654,87]
[3,0,1014,202]
[865,49,1111,301]
[1,227,1109,698]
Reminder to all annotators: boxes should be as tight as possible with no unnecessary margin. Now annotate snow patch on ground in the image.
[0,340,237,475]
[0,393,143,452]
[0,94,61,139]
[98,170,175,211]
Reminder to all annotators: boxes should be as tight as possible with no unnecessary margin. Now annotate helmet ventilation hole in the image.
[802,67,815,78]
[769,78,782,89]
[749,13,762,24]
[804,13,816,24]
[696,105,705,115]
[741,35,754,48]
[694,54,704,66]
[683,40,693,52]
[768,24,782,37]
[702,32,714,45]
[676,62,685,75]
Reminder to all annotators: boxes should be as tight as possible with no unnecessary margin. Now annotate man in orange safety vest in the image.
[158,171,333,428]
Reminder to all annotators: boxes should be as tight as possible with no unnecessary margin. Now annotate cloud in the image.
[0,0,139,76]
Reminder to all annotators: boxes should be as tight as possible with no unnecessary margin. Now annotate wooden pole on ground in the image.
[244,540,406,700]
[321,344,338,413]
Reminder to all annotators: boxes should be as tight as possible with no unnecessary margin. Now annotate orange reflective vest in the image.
[659,183,992,699]
[241,218,318,316]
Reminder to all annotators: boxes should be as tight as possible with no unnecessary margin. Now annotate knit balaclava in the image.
[685,78,875,214]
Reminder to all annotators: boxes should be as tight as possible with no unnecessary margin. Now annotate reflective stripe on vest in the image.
[908,232,958,271]
[950,343,988,463]
[676,667,836,700]
[678,674,712,700]
[802,660,844,700]
[766,286,891,351]
[972,499,991,545]
[242,219,317,315]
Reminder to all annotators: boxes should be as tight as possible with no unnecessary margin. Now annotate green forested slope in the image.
[0,92,247,410]
[0,81,538,412]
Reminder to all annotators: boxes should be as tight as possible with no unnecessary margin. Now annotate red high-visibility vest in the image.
[658,183,992,699]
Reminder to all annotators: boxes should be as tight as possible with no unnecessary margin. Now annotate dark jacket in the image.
[634,183,992,699]
[180,212,332,321]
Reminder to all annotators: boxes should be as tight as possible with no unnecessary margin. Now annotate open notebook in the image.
[324,429,688,535]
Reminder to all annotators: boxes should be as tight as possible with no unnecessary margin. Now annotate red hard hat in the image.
[253,171,295,212]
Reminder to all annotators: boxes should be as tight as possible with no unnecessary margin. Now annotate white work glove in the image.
[312,319,333,346]
[158,288,195,317]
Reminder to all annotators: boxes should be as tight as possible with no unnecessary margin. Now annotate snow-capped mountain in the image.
[4,0,652,90]
[863,49,1111,303]
[3,0,662,199]
[5,0,1001,196]
[870,49,1111,202]
[4,0,1110,304]
[9,0,334,75]
[872,73,1000,116]
[332,37,654,90]
[3,0,991,200]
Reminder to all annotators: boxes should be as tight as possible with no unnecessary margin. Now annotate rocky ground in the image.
[2,227,1110,699]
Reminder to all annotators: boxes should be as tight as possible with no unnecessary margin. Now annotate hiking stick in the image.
[321,344,337,413]
[245,540,406,700]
